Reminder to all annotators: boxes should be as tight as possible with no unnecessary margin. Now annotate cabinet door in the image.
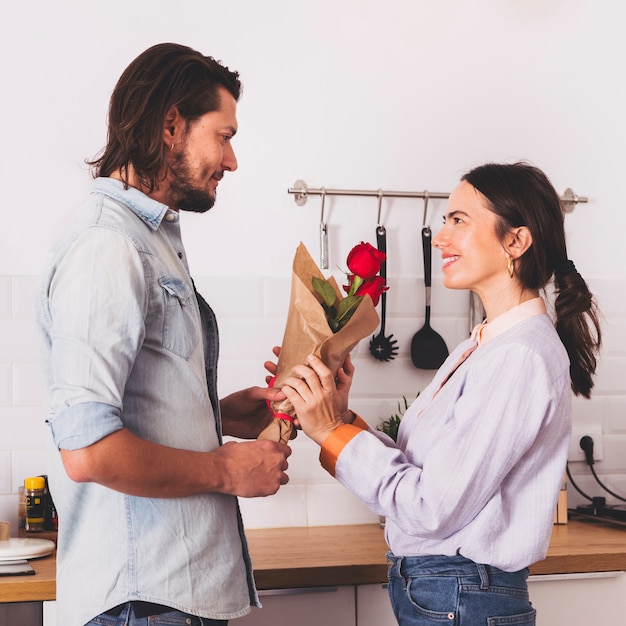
[43,600,56,626]
[356,584,396,626]
[528,571,626,626]
[0,602,42,626]
[237,586,356,626]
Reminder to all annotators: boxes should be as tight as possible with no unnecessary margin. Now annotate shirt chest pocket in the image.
[158,276,200,359]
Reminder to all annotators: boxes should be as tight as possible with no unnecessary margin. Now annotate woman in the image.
[279,162,601,626]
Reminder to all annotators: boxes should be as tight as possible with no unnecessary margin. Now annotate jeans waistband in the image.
[105,601,173,618]
[387,553,529,589]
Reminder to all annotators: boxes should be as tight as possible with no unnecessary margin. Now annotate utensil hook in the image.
[376,189,385,234]
[422,190,431,236]
[319,188,329,269]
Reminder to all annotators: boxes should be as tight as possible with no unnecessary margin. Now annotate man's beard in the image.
[168,152,221,214]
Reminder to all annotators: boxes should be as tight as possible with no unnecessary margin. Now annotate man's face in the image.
[166,86,238,213]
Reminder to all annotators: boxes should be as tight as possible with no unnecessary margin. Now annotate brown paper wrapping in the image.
[258,243,380,444]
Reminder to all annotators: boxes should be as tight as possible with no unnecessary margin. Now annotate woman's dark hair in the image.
[462,162,601,398]
[88,43,242,192]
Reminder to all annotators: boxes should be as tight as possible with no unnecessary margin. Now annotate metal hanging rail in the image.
[288,179,588,213]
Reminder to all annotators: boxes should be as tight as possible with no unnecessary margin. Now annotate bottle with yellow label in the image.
[24,476,46,532]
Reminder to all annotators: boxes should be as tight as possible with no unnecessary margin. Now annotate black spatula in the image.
[410,227,449,369]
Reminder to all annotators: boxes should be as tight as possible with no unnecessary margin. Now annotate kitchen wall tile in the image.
[598,435,626,473]
[605,397,626,434]
[13,363,42,406]
[588,278,626,316]
[306,483,379,526]
[350,357,435,401]
[568,468,626,508]
[12,449,49,493]
[601,319,626,355]
[0,363,11,406]
[217,360,275,397]
[239,484,308,529]
[571,395,605,427]
[349,317,465,366]
[193,276,265,318]
[12,276,38,320]
[0,495,18,534]
[284,438,335,485]
[218,318,287,360]
[0,318,39,361]
[593,356,626,394]
[263,277,290,318]
[0,451,11,494]
[0,277,11,318]
[566,471,602,509]
[0,407,49,449]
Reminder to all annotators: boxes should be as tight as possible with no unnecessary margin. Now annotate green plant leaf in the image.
[335,295,363,330]
[312,277,337,308]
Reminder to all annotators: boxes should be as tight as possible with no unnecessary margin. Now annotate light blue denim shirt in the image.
[37,178,258,626]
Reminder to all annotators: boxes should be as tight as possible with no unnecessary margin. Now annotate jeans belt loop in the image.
[476,563,490,590]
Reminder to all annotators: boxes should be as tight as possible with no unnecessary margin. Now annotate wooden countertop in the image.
[3,519,626,603]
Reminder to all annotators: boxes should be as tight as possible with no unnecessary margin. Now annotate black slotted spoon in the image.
[369,225,398,361]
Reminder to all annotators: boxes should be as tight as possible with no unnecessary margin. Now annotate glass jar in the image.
[24,476,46,532]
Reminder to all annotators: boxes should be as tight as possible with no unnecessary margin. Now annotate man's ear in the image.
[505,226,533,260]
[163,106,183,146]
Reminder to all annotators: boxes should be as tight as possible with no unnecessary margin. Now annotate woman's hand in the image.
[281,354,353,446]
[264,345,281,385]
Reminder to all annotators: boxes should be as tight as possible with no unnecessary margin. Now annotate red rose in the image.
[347,242,386,280]
[354,276,387,307]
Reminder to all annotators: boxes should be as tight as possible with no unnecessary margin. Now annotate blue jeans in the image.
[387,553,536,625]
[85,603,228,625]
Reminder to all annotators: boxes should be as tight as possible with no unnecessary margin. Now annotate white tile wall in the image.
[0,273,625,533]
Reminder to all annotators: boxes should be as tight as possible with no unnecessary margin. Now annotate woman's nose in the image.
[432,228,446,249]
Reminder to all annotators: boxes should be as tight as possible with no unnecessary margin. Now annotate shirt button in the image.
[165,212,176,222]
[178,252,183,259]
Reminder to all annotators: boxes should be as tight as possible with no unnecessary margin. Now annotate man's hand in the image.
[220,384,289,439]
[213,440,291,497]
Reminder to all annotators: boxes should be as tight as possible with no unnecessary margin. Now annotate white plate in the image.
[0,538,55,561]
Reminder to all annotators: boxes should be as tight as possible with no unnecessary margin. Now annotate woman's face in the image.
[432,180,510,296]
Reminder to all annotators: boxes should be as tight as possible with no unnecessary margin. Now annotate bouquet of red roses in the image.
[258,242,385,444]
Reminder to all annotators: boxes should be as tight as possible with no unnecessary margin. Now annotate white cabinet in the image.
[528,571,626,626]
[357,584,396,626]
[43,600,56,626]
[236,586,356,626]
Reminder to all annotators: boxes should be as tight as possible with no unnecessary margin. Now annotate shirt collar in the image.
[471,297,547,345]
[92,177,170,231]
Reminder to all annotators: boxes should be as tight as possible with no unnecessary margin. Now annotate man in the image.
[37,43,291,626]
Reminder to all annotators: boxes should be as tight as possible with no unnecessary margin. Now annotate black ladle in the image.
[410,227,449,369]
[369,225,398,361]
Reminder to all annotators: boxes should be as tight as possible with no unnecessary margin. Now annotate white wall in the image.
[1,0,625,529]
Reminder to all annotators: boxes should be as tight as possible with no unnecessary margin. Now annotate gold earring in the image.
[507,255,514,278]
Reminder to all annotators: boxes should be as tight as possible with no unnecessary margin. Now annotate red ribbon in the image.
[266,376,295,422]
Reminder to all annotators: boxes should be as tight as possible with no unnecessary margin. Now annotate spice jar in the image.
[24,476,46,532]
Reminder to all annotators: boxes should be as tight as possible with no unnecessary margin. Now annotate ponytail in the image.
[553,260,601,398]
